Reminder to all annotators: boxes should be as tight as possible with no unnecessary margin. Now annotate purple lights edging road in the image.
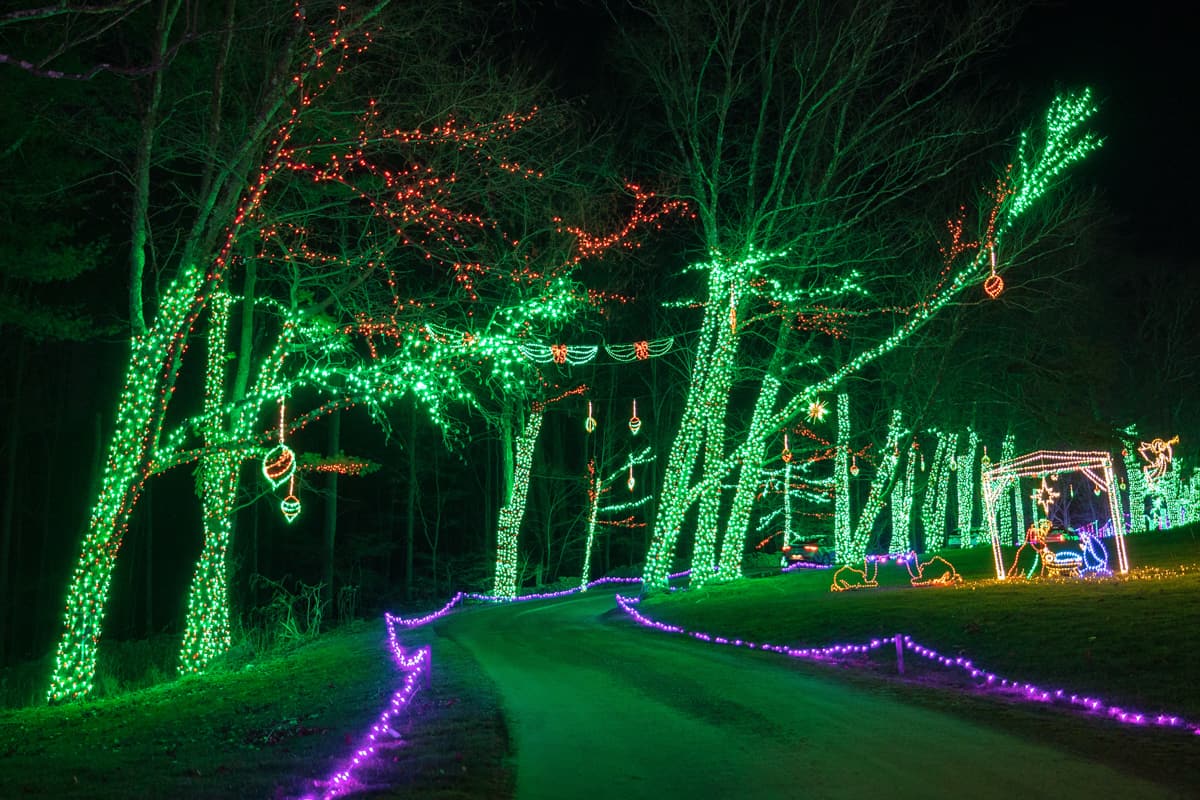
[613,593,1200,736]
[300,616,431,799]
[301,572,688,796]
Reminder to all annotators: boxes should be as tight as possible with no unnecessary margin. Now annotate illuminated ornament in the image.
[781,433,793,464]
[281,474,301,523]
[628,399,642,436]
[585,401,597,433]
[262,401,295,488]
[849,455,859,476]
[262,443,296,489]
[981,447,991,468]
[983,247,1003,299]
[281,494,302,523]
[1032,475,1059,515]
[627,464,636,492]
[551,343,568,364]
[807,399,829,423]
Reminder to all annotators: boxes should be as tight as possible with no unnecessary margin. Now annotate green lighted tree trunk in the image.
[715,373,782,580]
[48,264,211,701]
[179,293,237,675]
[492,407,545,599]
[643,277,736,590]
[688,314,738,588]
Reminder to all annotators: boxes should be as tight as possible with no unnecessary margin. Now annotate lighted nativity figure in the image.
[1004,520,1110,580]
[981,450,1130,579]
[1139,435,1180,488]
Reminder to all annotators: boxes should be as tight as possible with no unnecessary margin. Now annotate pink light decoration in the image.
[614,594,1199,736]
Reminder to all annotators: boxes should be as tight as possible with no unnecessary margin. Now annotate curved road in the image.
[434,587,1175,799]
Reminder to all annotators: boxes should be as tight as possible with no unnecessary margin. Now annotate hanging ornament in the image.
[262,400,295,488]
[980,446,991,468]
[1119,478,1127,491]
[850,455,860,476]
[781,433,793,464]
[984,246,1004,299]
[281,495,301,523]
[585,401,597,433]
[627,463,636,492]
[628,399,642,436]
[1094,487,1103,496]
[807,399,829,423]
[281,475,301,523]
[920,451,927,472]
[262,444,296,489]
[949,456,957,471]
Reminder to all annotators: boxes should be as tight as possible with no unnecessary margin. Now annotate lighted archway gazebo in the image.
[981,450,1129,580]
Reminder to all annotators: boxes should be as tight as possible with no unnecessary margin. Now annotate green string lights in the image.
[845,409,905,563]
[179,293,237,676]
[890,440,918,554]
[47,262,208,702]
[996,433,1018,545]
[833,394,852,560]
[581,447,654,590]
[492,408,545,600]
[920,431,956,551]
[956,429,979,546]
[715,374,783,581]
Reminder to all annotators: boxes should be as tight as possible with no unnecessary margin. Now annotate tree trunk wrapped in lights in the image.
[890,439,919,554]
[956,429,980,547]
[492,407,544,600]
[920,430,957,551]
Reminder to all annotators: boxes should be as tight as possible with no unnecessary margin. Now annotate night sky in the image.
[1006,2,1196,260]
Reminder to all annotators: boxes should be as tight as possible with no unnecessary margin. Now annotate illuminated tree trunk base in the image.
[492,409,544,600]
[890,443,918,554]
[179,450,237,674]
[844,409,904,562]
[716,374,782,581]
[643,285,730,590]
[48,264,205,702]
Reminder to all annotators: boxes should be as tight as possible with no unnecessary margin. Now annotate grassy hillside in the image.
[0,621,511,799]
[643,527,1200,720]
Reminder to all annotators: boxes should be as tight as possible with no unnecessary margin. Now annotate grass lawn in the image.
[0,620,512,799]
[638,525,1200,790]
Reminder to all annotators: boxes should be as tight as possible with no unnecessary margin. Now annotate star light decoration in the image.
[1031,475,1060,516]
[807,399,829,423]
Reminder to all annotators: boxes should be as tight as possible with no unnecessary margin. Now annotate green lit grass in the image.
[644,526,1200,719]
[0,621,512,799]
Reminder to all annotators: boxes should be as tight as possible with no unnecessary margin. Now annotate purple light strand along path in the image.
[614,593,1200,736]
[300,615,431,800]
[390,571,690,628]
